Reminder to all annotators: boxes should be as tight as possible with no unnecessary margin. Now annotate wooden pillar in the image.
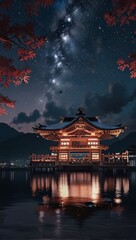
[90,151,92,162]
[99,147,102,165]
[56,149,59,166]
[68,150,70,164]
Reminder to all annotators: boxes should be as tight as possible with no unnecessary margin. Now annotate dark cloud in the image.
[131,105,136,119]
[43,101,67,124]
[12,110,41,125]
[85,82,136,116]
[43,100,87,125]
[126,105,136,132]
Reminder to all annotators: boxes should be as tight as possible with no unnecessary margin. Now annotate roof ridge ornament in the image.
[76,107,85,116]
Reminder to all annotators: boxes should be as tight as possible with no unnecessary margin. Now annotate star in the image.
[61,34,70,42]
[67,16,72,22]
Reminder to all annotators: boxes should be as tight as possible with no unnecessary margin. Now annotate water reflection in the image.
[31,172,130,205]
[0,171,130,203]
[10,171,14,181]
[32,172,131,224]
[1,171,136,239]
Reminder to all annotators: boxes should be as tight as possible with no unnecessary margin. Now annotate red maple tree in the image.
[0,0,53,115]
[104,0,136,79]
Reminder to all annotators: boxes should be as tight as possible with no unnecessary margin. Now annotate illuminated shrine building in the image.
[34,108,126,164]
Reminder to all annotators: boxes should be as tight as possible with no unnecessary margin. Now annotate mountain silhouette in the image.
[107,132,136,153]
[0,131,56,163]
[0,123,23,143]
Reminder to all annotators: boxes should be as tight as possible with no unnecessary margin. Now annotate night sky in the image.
[1,0,136,134]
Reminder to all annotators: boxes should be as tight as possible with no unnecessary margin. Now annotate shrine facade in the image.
[34,108,126,165]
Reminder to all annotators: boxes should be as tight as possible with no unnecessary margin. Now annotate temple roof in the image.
[34,108,125,132]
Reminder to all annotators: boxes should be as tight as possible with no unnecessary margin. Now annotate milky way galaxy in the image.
[1,0,136,134]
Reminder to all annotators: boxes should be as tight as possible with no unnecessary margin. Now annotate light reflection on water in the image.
[31,172,129,204]
[0,170,136,240]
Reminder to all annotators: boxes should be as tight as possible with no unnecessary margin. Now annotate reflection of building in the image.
[31,173,101,202]
[32,108,125,168]
[31,173,130,205]
[103,176,129,195]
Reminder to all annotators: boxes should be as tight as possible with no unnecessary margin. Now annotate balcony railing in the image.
[30,153,57,162]
[50,145,108,150]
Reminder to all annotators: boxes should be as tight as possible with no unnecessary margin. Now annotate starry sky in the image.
[1,0,136,134]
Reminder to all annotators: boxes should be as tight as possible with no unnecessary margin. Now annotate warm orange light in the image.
[123,178,129,194]
[60,139,70,141]
[63,133,67,136]
[114,198,122,204]
[88,138,98,141]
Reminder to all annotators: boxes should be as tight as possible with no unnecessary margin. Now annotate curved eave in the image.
[96,125,126,131]
[84,117,126,131]
[33,116,126,132]
[33,123,71,131]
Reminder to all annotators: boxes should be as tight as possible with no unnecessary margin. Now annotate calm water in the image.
[0,170,136,240]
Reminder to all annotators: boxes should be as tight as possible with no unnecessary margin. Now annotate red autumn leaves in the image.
[0,0,52,115]
[105,0,136,79]
[0,0,136,115]
[18,37,47,61]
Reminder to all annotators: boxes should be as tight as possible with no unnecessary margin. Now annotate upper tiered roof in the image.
[34,108,126,132]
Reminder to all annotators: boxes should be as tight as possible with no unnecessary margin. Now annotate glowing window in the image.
[88,142,98,145]
[61,142,69,145]
[92,153,99,160]
[59,153,68,160]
